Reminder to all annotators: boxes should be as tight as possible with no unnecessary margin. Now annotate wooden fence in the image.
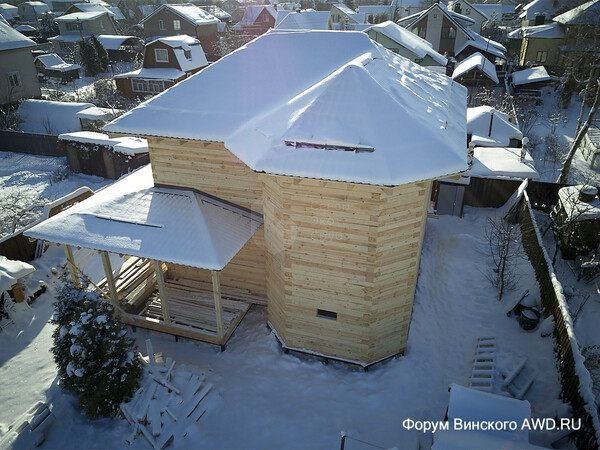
[0,130,63,157]
[517,191,600,448]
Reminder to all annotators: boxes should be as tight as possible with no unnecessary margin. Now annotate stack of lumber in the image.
[0,402,54,448]
[120,340,212,449]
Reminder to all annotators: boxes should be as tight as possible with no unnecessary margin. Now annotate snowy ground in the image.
[0,152,110,238]
[0,207,568,449]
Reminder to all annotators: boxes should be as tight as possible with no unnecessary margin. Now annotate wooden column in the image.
[100,251,120,312]
[211,270,225,345]
[154,261,171,325]
[63,244,81,288]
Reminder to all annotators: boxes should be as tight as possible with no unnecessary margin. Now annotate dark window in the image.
[317,309,338,321]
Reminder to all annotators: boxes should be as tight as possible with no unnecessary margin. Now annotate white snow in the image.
[24,165,263,270]
[274,10,330,30]
[511,66,551,87]
[107,30,468,186]
[364,21,447,66]
[34,53,81,72]
[75,106,121,121]
[452,52,499,84]
[96,35,138,51]
[143,3,219,26]
[0,20,36,51]
[0,256,35,293]
[17,100,95,135]
[113,67,185,81]
[54,11,106,21]
[470,147,539,180]
[59,132,148,156]
[558,185,600,221]
[467,106,523,147]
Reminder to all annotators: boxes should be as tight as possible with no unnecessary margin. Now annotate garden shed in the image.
[34,30,468,366]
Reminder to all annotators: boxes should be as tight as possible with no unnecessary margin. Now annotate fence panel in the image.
[0,130,63,157]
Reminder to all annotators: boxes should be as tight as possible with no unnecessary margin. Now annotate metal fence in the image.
[0,130,63,157]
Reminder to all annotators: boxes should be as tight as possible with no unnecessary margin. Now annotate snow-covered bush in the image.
[51,284,143,419]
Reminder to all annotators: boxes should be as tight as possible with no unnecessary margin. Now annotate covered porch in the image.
[25,166,263,347]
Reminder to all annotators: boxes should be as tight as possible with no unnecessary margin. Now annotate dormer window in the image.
[184,49,191,59]
[155,48,169,62]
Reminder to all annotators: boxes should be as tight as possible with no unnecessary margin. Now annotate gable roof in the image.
[364,21,447,66]
[553,0,600,25]
[150,35,208,71]
[0,3,18,21]
[234,4,276,27]
[467,106,522,147]
[141,3,220,26]
[508,21,564,39]
[105,30,467,186]
[97,34,140,50]
[519,0,560,20]
[17,100,94,134]
[274,10,330,30]
[511,66,551,86]
[55,11,110,21]
[452,52,498,83]
[21,1,50,14]
[448,0,489,20]
[0,19,36,50]
[34,52,81,71]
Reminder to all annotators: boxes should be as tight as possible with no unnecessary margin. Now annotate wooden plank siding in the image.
[146,137,263,214]
[262,174,431,364]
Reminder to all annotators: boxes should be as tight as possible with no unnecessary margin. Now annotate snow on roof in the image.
[0,256,35,294]
[106,30,467,186]
[0,20,35,50]
[114,67,185,81]
[235,5,276,27]
[24,165,263,270]
[55,11,107,21]
[554,0,600,24]
[96,34,139,50]
[470,146,539,180]
[358,5,393,14]
[456,33,506,59]
[511,66,550,86]
[467,105,522,147]
[474,3,503,20]
[59,131,147,155]
[199,5,231,20]
[274,10,330,30]
[18,100,94,134]
[514,22,564,39]
[35,53,80,71]
[559,185,600,222]
[520,0,560,20]
[452,52,498,84]
[15,24,36,32]
[70,3,112,14]
[75,106,122,121]
[159,36,207,72]
[365,21,447,66]
[143,3,220,26]
[49,33,90,42]
[333,3,357,16]
[26,1,50,13]
[107,6,125,20]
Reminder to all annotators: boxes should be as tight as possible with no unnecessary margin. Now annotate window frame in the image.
[154,48,169,63]
[173,19,181,30]
[535,50,547,63]
[8,71,21,89]
[158,19,165,30]
[131,78,164,93]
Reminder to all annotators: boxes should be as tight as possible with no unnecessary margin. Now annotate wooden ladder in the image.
[469,337,496,392]
[503,357,536,400]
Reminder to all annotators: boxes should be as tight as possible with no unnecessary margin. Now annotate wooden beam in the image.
[100,251,120,313]
[211,270,225,345]
[154,260,171,325]
[63,244,81,288]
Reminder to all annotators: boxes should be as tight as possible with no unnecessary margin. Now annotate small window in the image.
[155,48,168,62]
[8,71,21,88]
[433,13,437,18]
[465,7,471,14]
[184,49,191,59]
[262,13,269,22]
[412,25,426,38]
[131,78,164,93]
[100,20,105,30]
[66,21,82,31]
[535,50,547,63]
[317,309,337,321]
[158,19,165,30]
[441,26,456,39]
[173,19,181,30]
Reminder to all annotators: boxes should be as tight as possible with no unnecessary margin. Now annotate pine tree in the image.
[78,39,102,77]
[51,285,143,419]
[90,34,109,72]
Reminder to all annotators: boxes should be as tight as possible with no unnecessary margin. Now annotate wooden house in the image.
[17,1,49,24]
[452,52,498,89]
[328,3,366,30]
[50,11,119,54]
[447,0,488,33]
[140,4,220,54]
[34,53,81,82]
[231,5,276,35]
[27,30,467,367]
[114,35,208,99]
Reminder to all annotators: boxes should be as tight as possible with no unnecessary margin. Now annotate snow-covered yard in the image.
[0,205,566,448]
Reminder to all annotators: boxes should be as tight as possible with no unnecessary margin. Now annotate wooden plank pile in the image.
[0,402,54,448]
[120,340,213,449]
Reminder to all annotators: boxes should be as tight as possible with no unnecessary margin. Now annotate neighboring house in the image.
[397,2,506,61]
[519,0,561,26]
[510,65,552,100]
[447,0,489,33]
[452,52,499,89]
[14,24,38,37]
[44,0,80,14]
[581,125,600,170]
[50,11,119,54]
[274,10,330,30]
[359,4,395,24]
[364,20,447,67]
[507,22,564,68]
[231,5,276,34]
[17,99,94,134]
[328,3,366,30]
[133,4,155,23]
[63,2,126,24]
[96,35,143,62]
[0,21,41,105]
[18,1,50,23]
[0,3,18,24]
[396,0,428,19]
[34,52,81,81]
[199,5,231,23]
[27,30,470,367]
[141,4,220,53]
[114,35,208,99]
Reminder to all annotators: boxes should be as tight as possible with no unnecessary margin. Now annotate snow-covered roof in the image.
[0,3,18,22]
[24,1,50,14]
[70,3,113,14]
[96,34,139,50]
[14,24,36,32]
[333,3,357,16]
[24,166,263,270]
[151,36,208,72]
[467,106,522,147]
[456,33,506,59]
[470,146,539,180]
[364,21,447,66]
[55,11,108,21]
[358,5,393,15]
[59,131,146,155]
[558,185,600,222]
[234,4,276,27]
[0,20,36,51]
[452,52,498,83]
[35,52,75,69]
[114,67,185,81]
[274,10,330,30]
[49,33,90,42]
[199,5,231,20]
[520,0,560,20]
[106,30,467,186]
[447,0,488,19]
[18,100,94,134]
[107,6,125,20]
[75,107,121,121]
[510,22,564,39]
[511,66,550,86]
[474,3,503,20]
[142,3,220,26]
[553,0,600,25]
[0,256,35,294]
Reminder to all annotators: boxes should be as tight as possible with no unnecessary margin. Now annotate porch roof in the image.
[24,165,262,270]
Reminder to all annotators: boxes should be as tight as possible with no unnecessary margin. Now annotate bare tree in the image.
[0,188,47,238]
[485,217,523,300]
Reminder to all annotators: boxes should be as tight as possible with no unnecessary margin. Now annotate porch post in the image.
[154,260,171,325]
[99,250,120,312]
[62,244,81,288]
[211,270,225,345]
